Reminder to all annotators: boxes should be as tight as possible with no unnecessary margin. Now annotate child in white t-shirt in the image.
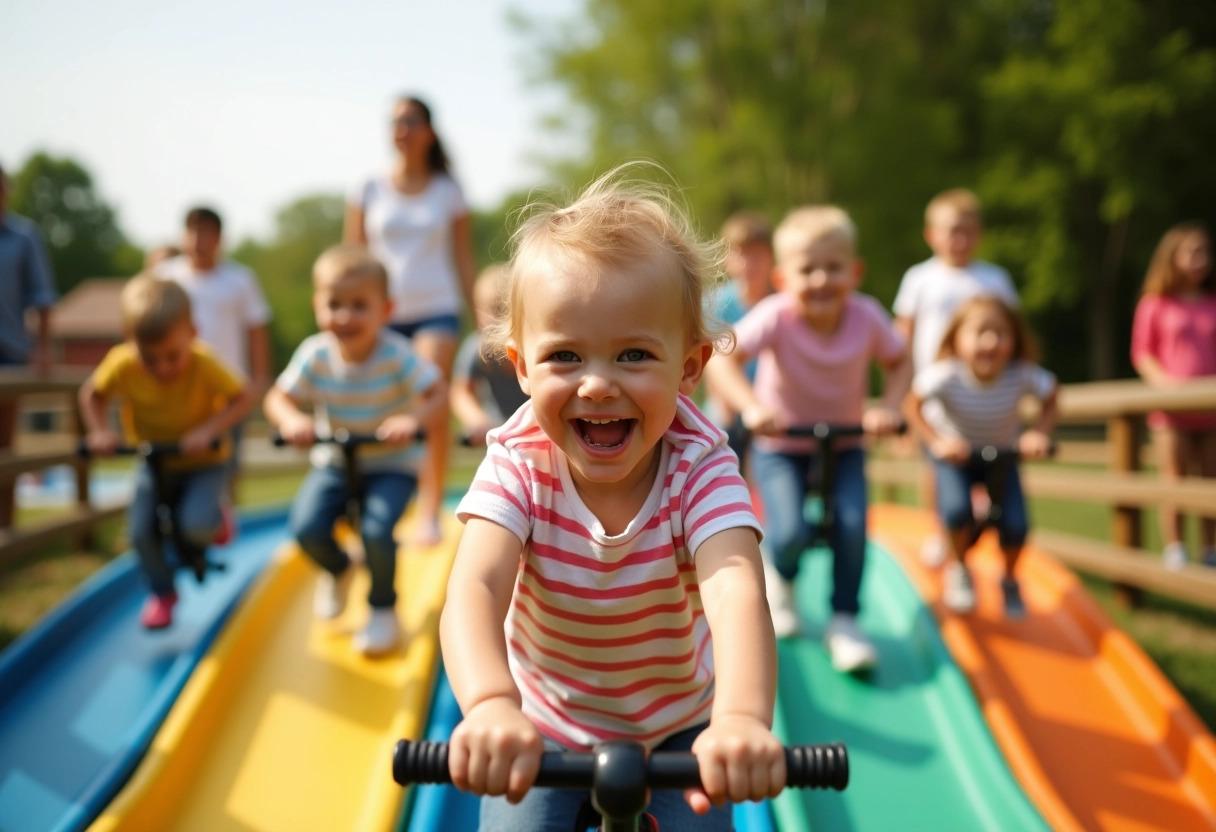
[891,189,1020,566]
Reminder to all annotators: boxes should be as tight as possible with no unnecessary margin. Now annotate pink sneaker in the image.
[140,592,178,629]
[213,501,237,546]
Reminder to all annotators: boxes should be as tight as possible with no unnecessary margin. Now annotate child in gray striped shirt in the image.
[903,295,1057,617]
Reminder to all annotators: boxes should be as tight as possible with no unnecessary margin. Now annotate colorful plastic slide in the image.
[767,534,1048,830]
[871,503,1216,832]
[87,515,460,832]
[0,509,287,832]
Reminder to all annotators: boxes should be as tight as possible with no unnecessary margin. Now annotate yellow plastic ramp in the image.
[89,516,459,832]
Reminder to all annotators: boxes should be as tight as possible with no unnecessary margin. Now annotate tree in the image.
[229,195,346,372]
[7,152,142,293]
[979,0,1216,379]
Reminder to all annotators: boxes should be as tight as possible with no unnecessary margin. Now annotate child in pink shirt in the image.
[1130,221,1216,568]
[706,205,906,673]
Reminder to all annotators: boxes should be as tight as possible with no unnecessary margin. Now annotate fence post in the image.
[1108,413,1144,606]
[72,391,93,551]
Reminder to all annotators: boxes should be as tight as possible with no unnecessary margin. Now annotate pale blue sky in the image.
[2,0,583,247]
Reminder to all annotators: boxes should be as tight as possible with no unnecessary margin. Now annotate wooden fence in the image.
[3,368,1216,607]
[0,368,124,567]
[868,376,1216,607]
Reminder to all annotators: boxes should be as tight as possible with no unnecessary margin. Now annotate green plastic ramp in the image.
[770,540,1047,830]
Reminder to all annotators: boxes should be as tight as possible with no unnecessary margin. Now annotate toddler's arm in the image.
[1019,382,1058,460]
[902,390,969,463]
[181,381,254,457]
[378,376,448,444]
[703,346,779,433]
[690,526,785,812]
[263,386,315,447]
[77,376,119,455]
[441,517,542,803]
[865,342,911,436]
[450,373,495,447]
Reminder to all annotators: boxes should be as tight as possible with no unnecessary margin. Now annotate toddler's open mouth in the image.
[574,418,634,448]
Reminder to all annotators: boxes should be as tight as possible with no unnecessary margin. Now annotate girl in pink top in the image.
[706,206,907,674]
[441,164,783,832]
[1130,222,1216,568]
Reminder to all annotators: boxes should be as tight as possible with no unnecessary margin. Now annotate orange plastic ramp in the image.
[871,503,1216,832]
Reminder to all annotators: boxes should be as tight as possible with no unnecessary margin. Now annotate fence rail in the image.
[3,369,1216,607]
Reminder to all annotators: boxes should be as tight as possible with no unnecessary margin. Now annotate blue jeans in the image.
[289,466,416,609]
[932,458,1029,547]
[128,462,227,596]
[478,723,733,832]
[750,446,868,615]
[390,314,461,340]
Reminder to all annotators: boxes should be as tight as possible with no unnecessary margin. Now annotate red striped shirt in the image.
[456,394,760,749]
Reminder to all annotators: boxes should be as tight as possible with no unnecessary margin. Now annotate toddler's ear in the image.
[679,342,714,396]
[507,342,531,395]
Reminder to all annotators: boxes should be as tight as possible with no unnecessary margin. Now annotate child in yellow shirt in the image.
[79,274,253,628]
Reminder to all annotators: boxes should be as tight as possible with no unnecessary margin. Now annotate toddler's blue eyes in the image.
[621,349,648,362]
[552,351,579,362]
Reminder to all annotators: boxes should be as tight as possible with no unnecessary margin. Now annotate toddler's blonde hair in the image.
[925,188,982,227]
[313,243,389,295]
[485,163,731,357]
[772,205,858,263]
[120,273,193,344]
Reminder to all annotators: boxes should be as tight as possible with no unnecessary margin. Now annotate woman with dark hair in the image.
[346,95,477,545]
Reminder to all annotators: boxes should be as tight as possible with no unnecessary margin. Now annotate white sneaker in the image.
[314,566,355,620]
[354,608,401,656]
[763,561,800,638]
[920,534,947,568]
[825,613,878,673]
[942,562,976,614]
[1163,542,1188,571]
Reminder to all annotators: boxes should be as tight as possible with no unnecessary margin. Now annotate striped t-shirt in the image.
[456,394,761,750]
[275,330,440,472]
[914,359,1056,447]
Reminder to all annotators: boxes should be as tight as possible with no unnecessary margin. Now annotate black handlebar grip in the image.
[786,742,849,791]
[393,739,452,786]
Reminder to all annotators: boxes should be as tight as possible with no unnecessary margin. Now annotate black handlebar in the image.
[782,421,907,440]
[391,738,849,792]
[77,438,221,458]
[270,427,425,448]
[966,443,1057,464]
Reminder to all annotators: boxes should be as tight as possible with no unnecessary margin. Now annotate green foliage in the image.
[8,152,141,292]
[229,194,345,373]
[515,0,1216,381]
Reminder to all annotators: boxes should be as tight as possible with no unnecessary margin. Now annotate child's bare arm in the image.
[263,385,315,447]
[441,517,542,802]
[451,214,478,313]
[888,316,916,400]
[378,376,450,443]
[450,374,494,446]
[703,348,777,433]
[78,377,119,454]
[181,383,254,456]
[1020,383,1058,459]
[866,344,912,435]
[246,324,272,397]
[689,526,785,810]
[1133,354,1182,388]
[903,390,968,462]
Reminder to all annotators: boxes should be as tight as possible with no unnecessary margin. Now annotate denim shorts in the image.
[389,314,461,340]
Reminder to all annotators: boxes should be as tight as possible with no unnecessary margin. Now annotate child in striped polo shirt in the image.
[441,165,784,831]
[264,244,446,655]
[903,295,1058,617]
